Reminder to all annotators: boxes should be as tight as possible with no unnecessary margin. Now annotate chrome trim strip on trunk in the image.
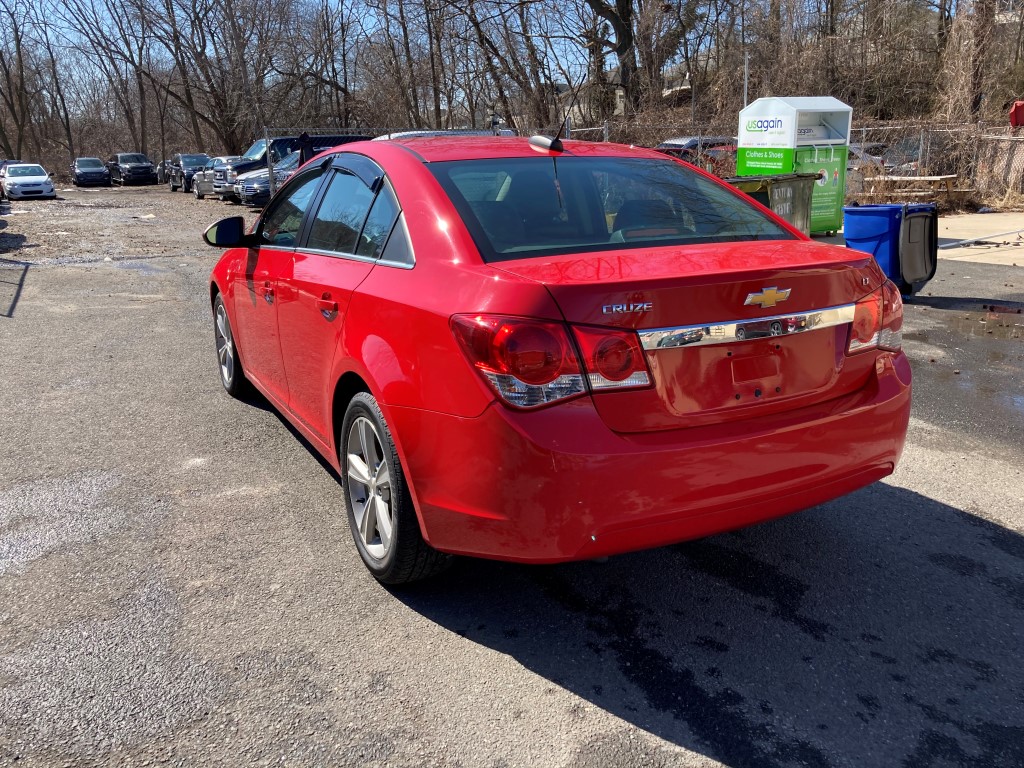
[638,303,856,350]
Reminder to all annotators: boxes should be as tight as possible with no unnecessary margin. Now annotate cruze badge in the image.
[603,302,653,314]
[744,287,791,309]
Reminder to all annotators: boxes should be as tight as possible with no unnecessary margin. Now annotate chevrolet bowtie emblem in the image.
[744,287,791,309]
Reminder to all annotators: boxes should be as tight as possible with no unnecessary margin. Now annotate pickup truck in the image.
[213,134,370,200]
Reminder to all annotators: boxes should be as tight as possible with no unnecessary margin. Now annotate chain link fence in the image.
[568,118,1024,207]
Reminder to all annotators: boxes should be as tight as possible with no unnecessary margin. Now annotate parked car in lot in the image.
[655,136,736,161]
[192,155,240,199]
[107,153,158,185]
[0,163,56,200]
[215,134,371,200]
[203,136,911,584]
[167,152,210,193]
[847,142,887,175]
[235,148,330,207]
[70,157,112,186]
[0,159,24,176]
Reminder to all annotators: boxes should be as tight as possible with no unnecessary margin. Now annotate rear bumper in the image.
[389,351,912,563]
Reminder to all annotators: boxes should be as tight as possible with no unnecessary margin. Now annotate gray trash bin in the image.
[724,173,820,236]
[900,203,938,295]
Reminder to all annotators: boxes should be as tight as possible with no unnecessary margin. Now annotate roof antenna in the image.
[529,76,586,153]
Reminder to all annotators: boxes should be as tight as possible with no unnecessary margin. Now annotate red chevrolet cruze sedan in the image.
[204,136,911,584]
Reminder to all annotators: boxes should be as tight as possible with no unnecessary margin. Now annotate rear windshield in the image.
[78,158,103,168]
[428,156,794,262]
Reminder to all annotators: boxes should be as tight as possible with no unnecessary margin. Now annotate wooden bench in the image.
[863,174,958,193]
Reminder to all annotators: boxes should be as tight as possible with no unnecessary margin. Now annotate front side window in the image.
[306,170,375,254]
[258,170,325,247]
[429,156,794,262]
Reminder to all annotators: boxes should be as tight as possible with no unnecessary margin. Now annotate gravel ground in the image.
[0,184,259,265]
[1,187,1023,768]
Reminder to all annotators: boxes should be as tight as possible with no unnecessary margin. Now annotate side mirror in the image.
[204,216,253,248]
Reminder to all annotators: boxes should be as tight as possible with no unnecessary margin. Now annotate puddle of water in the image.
[946,313,1024,340]
[112,260,165,275]
[1003,393,1024,414]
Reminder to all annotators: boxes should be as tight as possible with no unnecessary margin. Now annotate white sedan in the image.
[1,163,56,200]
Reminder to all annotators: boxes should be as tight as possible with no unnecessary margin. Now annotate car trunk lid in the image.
[492,240,883,432]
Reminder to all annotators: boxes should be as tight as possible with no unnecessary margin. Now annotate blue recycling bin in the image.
[843,203,937,295]
[843,204,903,282]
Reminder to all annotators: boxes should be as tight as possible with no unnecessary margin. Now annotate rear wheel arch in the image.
[330,370,429,528]
[332,372,371,456]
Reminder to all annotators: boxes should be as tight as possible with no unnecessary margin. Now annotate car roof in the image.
[360,136,665,163]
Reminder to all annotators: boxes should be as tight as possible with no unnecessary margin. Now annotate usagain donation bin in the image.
[737,97,853,235]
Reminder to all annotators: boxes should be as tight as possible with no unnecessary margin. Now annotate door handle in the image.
[316,295,338,319]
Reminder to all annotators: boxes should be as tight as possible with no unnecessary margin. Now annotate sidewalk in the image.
[933,212,1024,266]
[819,211,1024,267]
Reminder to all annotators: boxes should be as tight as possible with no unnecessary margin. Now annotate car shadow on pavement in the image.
[394,483,1024,768]
[906,294,1024,314]
[0,256,30,318]
[242,388,341,480]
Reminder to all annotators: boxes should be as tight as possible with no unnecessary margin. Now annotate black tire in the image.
[182,178,190,193]
[212,294,248,398]
[340,393,451,584]
[169,175,177,192]
[194,184,204,200]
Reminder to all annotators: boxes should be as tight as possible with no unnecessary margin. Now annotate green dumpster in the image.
[736,96,853,235]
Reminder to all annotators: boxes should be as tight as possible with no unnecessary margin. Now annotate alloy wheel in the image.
[346,417,394,561]
[214,302,234,386]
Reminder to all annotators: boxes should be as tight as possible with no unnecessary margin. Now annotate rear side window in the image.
[355,180,400,260]
[429,156,794,262]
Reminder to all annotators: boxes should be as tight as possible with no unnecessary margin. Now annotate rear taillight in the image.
[572,325,651,390]
[879,279,903,351]
[847,280,903,354]
[848,289,882,353]
[451,315,586,408]
[451,315,651,408]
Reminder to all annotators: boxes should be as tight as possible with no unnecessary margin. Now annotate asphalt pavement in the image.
[1,191,1022,767]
